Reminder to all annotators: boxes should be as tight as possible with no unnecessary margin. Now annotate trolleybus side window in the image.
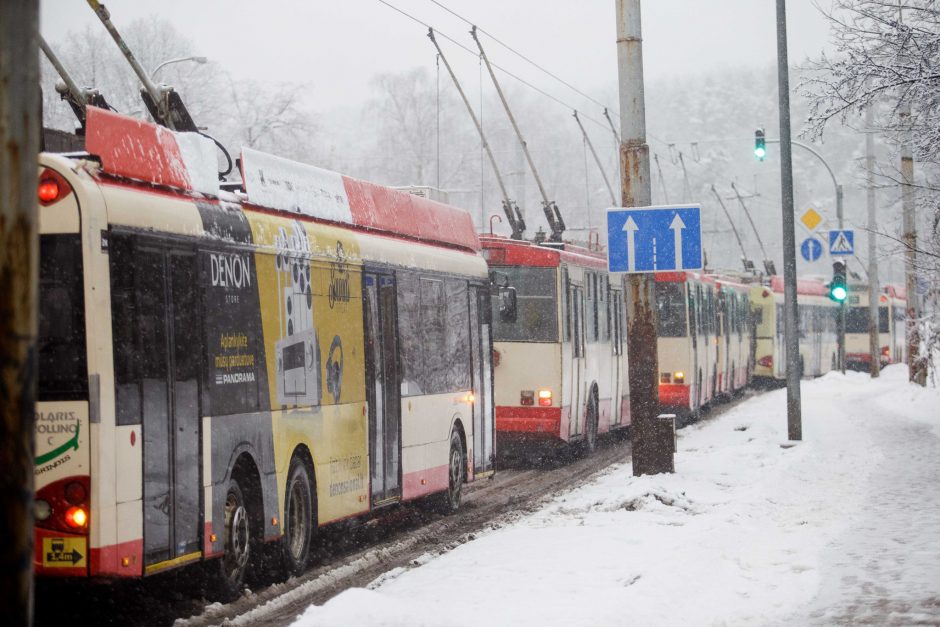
[38,234,88,401]
[561,267,570,343]
[600,275,610,343]
[398,272,473,396]
[655,282,688,337]
[491,266,558,343]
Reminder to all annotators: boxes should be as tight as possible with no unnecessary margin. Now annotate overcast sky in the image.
[41,1,836,112]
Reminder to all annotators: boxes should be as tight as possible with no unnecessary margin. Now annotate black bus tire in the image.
[281,456,315,577]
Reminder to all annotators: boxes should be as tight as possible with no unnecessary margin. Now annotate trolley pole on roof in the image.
[730,182,774,275]
[471,26,565,242]
[0,1,40,623]
[775,0,802,440]
[573,110,617,205]
[710,184,751,272]
[427,28,526,239]
[616,0,672,475]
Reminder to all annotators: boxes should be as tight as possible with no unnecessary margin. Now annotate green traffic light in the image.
[831,285,847,301]
[754,146,766,159]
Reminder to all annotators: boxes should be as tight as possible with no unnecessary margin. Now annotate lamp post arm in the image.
[766,137,843,228]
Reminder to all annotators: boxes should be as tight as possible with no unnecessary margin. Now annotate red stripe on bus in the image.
[90,538,144,577]
[495,406,562,436]
[402,464,449,500]
[659,384,691,408]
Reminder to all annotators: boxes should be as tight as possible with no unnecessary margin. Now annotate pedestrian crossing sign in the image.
[828,229,854,256]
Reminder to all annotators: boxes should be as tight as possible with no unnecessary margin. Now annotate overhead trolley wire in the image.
[377,0,613,133]
[428,0,616,116]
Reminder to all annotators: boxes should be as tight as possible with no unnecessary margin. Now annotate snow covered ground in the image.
[292,365,940,626]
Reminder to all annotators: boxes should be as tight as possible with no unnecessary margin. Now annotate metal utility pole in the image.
[1,1,41,624]
[573,110,617,205]
[775,0,802,441]
[866,104,880,378]
[427,29,526,239]
[471,26,566,242]
[730,182,774,275]
[616,0,672,475]
[710,185,751,271]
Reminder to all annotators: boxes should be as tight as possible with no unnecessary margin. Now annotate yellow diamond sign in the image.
[800,207,822,231]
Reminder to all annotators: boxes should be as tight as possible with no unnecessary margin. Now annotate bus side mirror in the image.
[498,287,517,323]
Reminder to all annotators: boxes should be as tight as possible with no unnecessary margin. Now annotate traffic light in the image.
[754,128,766,161]
[829,260,847,302]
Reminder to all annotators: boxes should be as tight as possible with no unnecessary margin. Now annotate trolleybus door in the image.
[364,273,401,506]
[688,283,700,411]
[469,286,495,475]
[130,245,201,567]
[570,285,585,438]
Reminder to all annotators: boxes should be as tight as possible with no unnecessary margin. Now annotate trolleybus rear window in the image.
[492,267,558,342]
[38,235,88,401]
[845,306,889,333]
[655,282,688,337]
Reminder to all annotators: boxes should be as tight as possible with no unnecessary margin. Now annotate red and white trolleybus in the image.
[481,236,630,456]
[33,108,495,597]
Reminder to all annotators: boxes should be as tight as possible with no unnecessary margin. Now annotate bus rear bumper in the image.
[658,384,690,410]
[496,406,562,437]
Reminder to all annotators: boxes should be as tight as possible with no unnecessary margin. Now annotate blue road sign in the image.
[801,237,823,262]
[607,205,703,273]
[828,229,855,256]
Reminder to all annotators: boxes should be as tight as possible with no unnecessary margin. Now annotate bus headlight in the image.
[538,389,552,407]
[673,371,685,384]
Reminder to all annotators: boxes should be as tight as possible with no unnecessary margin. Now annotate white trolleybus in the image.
[480,236,630,457]
[654,271,752,423]
[749,275,839,383]
[843,283,909,370]
[34,108,495,598]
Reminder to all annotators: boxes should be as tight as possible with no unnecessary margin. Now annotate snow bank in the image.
[293,364,939,626]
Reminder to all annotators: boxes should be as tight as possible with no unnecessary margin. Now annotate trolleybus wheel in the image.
[437,429,466,513]
[215,478,251,600]
[584,392,599,454]
[281,457,314,577]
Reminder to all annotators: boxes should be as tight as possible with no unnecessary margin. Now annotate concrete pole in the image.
[866,104,881,378]
[775,0,802,440]
[0,1,41,624]
[616,0,672,475]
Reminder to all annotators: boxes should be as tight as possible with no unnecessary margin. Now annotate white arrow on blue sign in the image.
[828,229,855,256]
[607,205,703,273]
[801,237,823,262]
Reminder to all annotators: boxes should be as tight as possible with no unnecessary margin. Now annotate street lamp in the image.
[150,55,207,81]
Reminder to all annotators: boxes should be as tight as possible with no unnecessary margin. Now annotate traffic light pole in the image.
[763,138,846,373]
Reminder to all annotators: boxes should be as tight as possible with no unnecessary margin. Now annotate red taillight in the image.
[758,355,773,368]
[492,349,501,368]
[538,389,552,407]
[35,476,90,534]
[65,481,87,505]
[65,506,88,529]
[881,346,890,356]
[37,168,72,206]
[38,180,60,203]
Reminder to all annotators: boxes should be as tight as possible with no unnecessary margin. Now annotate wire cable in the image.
[429,0,616,116]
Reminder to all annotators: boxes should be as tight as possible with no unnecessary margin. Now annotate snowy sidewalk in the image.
[293,365,940,627]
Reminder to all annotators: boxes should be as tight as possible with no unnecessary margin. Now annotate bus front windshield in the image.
[655,282,688,337]
[492,266,558,342]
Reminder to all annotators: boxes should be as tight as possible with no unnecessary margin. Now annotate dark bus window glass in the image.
[491,267,558,342]
[39,235,88,401]
[655,282,688,337]
[846,306,890,334]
